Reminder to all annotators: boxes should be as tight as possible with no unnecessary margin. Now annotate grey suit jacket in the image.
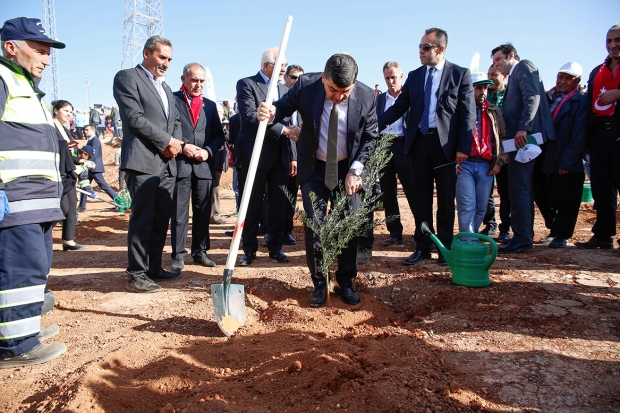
[502,60,555,142]
[113,65,182,175]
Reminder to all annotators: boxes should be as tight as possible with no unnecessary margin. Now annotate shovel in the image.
[76,187,125,209]
[212,15,294,337]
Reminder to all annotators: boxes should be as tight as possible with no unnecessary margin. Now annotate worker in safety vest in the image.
[0,17,67,368]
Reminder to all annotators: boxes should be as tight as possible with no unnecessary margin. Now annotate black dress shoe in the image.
[268,250,289,262]
[574,237,613,249]
[496,232,511,244]
[497,240,534,254]
[383,236,404,246]
[283,233,297,245]
[62,243,87,251]
[193,252,216,267]
[549,237,567,248]
[538,233,555,244]
[224,231,234,237]
[238,252,256,266]
[309,285,327,307]
[334,285,361,305]
[147,268,181,281]
[403,250,431,265]
[171,258,185,271]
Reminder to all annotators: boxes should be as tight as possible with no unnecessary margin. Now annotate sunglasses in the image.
[287,74,299,80]
[419,44,439,52]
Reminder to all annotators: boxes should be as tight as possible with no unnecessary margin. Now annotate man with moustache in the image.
[481,64,511,243]
[170,63,225,271]
[576,24,620,250]
[113,35,183,292]
[0,17,67,366]
[235,47,296,266]
[282,64,304,246]
[257,53,378,307]
[541,62,588,248]
[491,43,555,253]
[357,60,416,264]
[379,28,476,266]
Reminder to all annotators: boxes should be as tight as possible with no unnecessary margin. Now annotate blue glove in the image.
[0,190,10,222]
[89,192,96,199]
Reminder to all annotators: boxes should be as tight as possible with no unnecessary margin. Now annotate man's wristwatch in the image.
[348,168,362,177]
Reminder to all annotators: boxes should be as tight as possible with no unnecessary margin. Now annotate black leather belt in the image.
[425,128,438,135]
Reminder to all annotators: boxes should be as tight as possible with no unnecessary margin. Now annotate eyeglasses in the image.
[287,74,299,80]
[419,44,439,52]
[268,62,288,67]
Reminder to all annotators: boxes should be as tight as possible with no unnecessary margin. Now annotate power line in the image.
[121,0,164,69]
[41,0,59,104]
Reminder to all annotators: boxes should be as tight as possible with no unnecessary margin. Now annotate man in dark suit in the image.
[235,47,297,266]
[491,43,556,253]
[113,35,184,293]
[170,63,225,271]
[77,124,117,212]
[258,53,378,307]
[357,60,416,264]
[379,28,476,266]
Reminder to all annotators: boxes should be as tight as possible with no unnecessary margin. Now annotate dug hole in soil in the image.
[1,135,619,413]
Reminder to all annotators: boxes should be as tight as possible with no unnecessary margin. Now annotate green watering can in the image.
[420,222,497,287]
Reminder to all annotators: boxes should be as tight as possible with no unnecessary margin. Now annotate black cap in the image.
[0,17,66,49]
[81,145,95,157]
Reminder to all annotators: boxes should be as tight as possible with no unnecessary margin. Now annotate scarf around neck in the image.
[180,85,203,127]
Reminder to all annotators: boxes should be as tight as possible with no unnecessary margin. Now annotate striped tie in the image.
[419,66,436,135]
[325,103,339,190]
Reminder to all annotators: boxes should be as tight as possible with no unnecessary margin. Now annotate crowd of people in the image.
[1,14,619,368]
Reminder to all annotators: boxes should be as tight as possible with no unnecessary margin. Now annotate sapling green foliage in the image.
[282,133,397,300]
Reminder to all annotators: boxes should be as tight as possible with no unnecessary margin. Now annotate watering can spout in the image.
[420,222,452,266]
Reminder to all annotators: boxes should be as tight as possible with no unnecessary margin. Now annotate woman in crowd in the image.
[52,100,87,251]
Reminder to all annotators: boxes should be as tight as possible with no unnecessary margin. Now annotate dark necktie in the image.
[419,66,436,135]
[325,103,339,190]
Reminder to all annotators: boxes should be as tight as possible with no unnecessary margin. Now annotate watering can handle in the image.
[454,232,498,267]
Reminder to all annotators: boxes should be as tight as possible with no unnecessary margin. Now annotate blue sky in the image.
[2,0,619,110]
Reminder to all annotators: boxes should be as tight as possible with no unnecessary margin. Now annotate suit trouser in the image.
[125,164,175,278]
[284,175,298,235]
[590,125,620,239]
[507,151,536,244]
[358,138,416,248]
[482,179,497,230]
[301,160,359,287]
[411,129,457,252]
[79,172,118,209]
[545,172,585,239]
[75,127,84,140]
[171,174,213,260]
[60,186,77,241]
[533,150,556,233]
[211,170,222,220]
[238,162,288,254]
[0,222,52,357]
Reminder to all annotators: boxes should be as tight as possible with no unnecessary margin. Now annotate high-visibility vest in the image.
[0,58,63,228]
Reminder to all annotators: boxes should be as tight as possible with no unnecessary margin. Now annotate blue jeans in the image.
[456,160,493,235]
[112,120,120,137]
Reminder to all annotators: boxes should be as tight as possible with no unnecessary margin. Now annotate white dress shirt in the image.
[317,97,364,172]
[381,91,404,136]
[505,61,519,86]
[423,58,446,129]
[139,64,169,119]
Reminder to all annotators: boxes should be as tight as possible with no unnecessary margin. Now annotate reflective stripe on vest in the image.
[0,285,45,309]
[8,197,60,213]
[0,151,59,182]
[0,315,41,340]
[0,63,60,184]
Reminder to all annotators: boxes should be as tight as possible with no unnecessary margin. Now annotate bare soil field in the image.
[1,137,618,413]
